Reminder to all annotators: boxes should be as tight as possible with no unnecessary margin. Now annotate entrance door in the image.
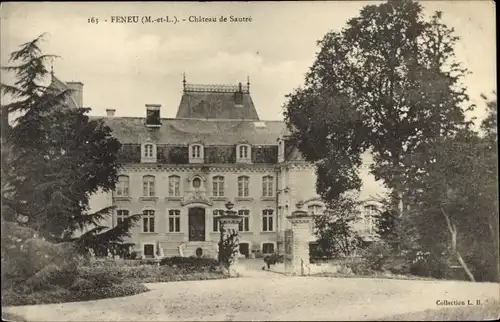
[188,207,206,241]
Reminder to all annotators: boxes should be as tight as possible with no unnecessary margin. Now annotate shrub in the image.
[160,256,219,271]
[72,282,148,302]
[1,222,82,291]
[2,282,148,306]
[263,253,284,269]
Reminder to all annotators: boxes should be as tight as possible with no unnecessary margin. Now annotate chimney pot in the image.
[106,109,116,117]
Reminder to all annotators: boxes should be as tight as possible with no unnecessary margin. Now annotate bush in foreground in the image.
[87,259,227,283]
[2,282,148,306]
[1,223,149,306]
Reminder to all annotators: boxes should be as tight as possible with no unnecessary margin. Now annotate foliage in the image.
[283,0,494,283]
[313,196,364,257]
[2,281,148,306]
[1,34,140,251]
[404,122,498,280]
[218,226,240,268]
[283,0,471,205]
[263,253,284,269]
[1,222,149,307]
[1,221,81,291]
[160,256,219,271]
[79,260,226,284]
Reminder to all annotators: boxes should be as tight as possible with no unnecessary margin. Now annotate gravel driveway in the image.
[3,274,499,321]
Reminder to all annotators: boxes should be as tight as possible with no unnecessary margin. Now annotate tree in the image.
[313,196,364,257]
[283,0,472,211]
[1,34,140,253]
[405,102,498,282]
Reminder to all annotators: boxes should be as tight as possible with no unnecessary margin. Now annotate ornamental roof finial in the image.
[182,72,186,91]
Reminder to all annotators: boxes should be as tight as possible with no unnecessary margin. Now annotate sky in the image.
[0,1,496,125]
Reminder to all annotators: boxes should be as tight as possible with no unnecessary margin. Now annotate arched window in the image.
[262,176,274,197]
[238,176,250,197]
[189,144,204,163]
[141,143,156,163]
[168,175,180,197]
[142,175,155,197]
[192,145,201,158]
[115,175,129,197]
[239,145,249,159]
[212,176,225,197]
[236,144,251,163]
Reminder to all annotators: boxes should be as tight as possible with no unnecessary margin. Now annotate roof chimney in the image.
[146,104,161,127]
[66,82,84,108]
[106,109,115,117]
[234,83,243,108]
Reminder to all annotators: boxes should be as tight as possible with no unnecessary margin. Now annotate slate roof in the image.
[176,83,259,120]
[97,117,286,146]
[48,75,79,110]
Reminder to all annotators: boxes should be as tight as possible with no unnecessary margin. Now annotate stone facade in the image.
[54,77,388,259]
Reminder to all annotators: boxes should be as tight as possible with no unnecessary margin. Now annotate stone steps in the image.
[179,241,218,258]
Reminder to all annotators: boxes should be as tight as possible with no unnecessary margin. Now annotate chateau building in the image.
[53,75,384,259]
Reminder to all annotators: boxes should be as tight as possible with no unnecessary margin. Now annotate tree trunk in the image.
[441,207,476,282]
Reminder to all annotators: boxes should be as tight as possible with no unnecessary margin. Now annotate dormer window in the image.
[145,104,161,127]
[141,143,156,163]
[144,144,154,157]
[189,144,204,163]
[236,144,251,163]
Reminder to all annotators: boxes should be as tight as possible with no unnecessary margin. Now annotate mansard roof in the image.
[176,83,259,120]
[48,74,79,110]
[98,117,286,146]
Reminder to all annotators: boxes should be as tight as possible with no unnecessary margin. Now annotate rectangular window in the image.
[238,176,249,197]
[212,176,224,197]
[143,210,155,233]
[213,209,224,232]
[262,209,274,232]
[262,176,274,197]
[238,210,250,232]
[262,243,274,254]
[143,244,155,258]
[308,205,323,215]
[143,176,155,197]
[168,176,180,197]
[168,209,181,232]
[116,209,129,226]
[116,176,129,197]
